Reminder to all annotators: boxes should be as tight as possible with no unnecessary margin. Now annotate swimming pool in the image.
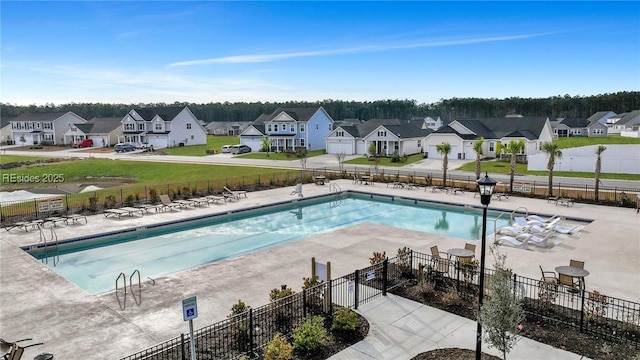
[30,194,511,294]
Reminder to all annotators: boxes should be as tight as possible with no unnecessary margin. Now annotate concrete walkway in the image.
[329,294,588,359]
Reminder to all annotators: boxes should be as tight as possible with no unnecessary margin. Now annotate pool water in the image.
[33,195,510,294]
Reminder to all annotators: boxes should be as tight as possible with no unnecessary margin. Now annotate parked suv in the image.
[221,145,233,153]
[230,144,251,154]
[114,143,135,153]
[73,139,93,148]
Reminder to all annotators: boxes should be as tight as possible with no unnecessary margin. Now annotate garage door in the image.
[147,137,167,149]
[242,139,262,152]
[427,145,460,159]
[327,141,354,155]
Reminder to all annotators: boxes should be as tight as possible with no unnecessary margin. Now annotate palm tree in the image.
[503,140,525,193]
[436,142,451,187]
[472,137,484,180]
[541,142,563,197]
[261,138,272,157]
[594,145,607,201]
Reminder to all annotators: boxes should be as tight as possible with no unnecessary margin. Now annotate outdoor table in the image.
[555,265,589,289]
[360,176,371,185]
[314,176,326,185]
[447,248,474,260]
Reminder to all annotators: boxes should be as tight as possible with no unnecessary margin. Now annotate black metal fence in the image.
[120,251,639,359]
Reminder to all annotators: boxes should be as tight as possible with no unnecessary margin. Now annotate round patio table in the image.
[447,248,474,259]
[555,266,589,278]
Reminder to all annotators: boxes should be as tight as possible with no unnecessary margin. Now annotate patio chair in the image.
[290,183,303,197]
[64,213,88,224]
[428,246,450,278]
[223,186,247,200]
[539,265,558,285]
[553,223,584,235]
[527,214,560,224]
[1,338,44,360]
[570,259,585,269]
[495,234,529,249]
[464,243,476,252]
[159,194,184,211]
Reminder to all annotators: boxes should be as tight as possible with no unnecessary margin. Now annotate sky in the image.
[1,1,639,106]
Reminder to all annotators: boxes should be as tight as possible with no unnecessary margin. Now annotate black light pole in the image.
[475,172,497,360]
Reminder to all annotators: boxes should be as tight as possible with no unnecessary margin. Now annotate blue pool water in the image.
[32,195,510,294]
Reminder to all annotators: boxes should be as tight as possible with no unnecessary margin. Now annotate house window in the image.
[124,123,135,131]
[300,124,305,132]
[290,124,295,133]
[377,130,386,137]
[267,124,272,132]
[593,128,604,135]
[27,122,34,130]
[187,123,192,130]
[36,122,41,129]
[191,134,194,140]
[336,130,344,137]
[300,138,305,147]
[316,124,319,130]
[43,123,52,130]
[274,124,278,132]
[417,140,421,147]
[70,127,77,132]
[154,123,162,131]
[489,142,494,152]
[138,123,145,131]
[282,124,287,132]
[43,134,54,142]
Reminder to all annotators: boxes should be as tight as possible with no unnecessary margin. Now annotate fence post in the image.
[65,194,69,213]
[455,260,461,293]
[33,199,38,219]
[580,290,586,333]
[328,279,333,315]
[248,308,254,354]
[409,250,414,279]
[354,269,359,310]
[382,259,388,296]
[303,289,307,317]
[180,333,186,360]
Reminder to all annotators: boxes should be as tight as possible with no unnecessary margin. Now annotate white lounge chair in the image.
[224,186,247,200]
[496,234,529,249]
[527,217,561,229]
[290,183,303,197]
[527,214,560,224]
[526,231,555,248]
[553,224,584,235]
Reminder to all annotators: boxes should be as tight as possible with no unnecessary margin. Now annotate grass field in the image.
[344,153,424,167]
[0,155,50,164]
[456,159,640,180]
[556,134,640,148]
[160,135,239,156]
[239,150,324,160]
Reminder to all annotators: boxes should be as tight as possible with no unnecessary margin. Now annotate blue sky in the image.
[1,1,639,106]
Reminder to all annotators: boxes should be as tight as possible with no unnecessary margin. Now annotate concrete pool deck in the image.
[1,180,638,359]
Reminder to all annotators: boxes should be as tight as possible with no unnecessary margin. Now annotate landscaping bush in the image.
[292,315,328,354]
[264,333,293,360]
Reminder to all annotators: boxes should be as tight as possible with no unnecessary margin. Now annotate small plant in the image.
[537,281,558,310]
[292,315,328,353]
[182,186,191,198]
[442,291,463,308]
[369,251,386,265]
[331,307,358,332]
[87,195,98,212]
[148,188,159,204]
[584,290,609,322]
[124,194,135,207]
[302,275,324,290]
[270,286,296,301]
[408,281,436,302]
[104,195,117,209]
[264,333,293,360]
[396,247,412,277]
[228,299,250,317]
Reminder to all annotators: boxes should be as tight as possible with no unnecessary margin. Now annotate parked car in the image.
[221,145,233,153]
[114,143,135,153]
[135,143,151,150]
[230,144,251,154]
[73,139,93,148]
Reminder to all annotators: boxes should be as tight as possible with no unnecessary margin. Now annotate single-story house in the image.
[9,112,87,146]
[119,106,207,148]
[552,117,608,138]
[422,117,554,160]
[239,107,334,152]
[205,121,251,136]
[608,110,640,133]
[325,118,431,156]
[62,117,124,146]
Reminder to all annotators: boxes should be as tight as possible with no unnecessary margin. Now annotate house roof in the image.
[85,117,124,133]
[335,118,431,139]
[559,118,589,128]
[455,117,548,140]
[254,107,325,124]
[11,112,77,122]
[432,125,479,140]
[616,110,640,125]
[586,111,616,126]
[1,116,15,128]
[133,107,184,121]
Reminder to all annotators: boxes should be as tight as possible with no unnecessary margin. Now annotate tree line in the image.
[1,91,638,123]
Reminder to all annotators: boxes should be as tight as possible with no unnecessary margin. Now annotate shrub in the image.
[124,194,135,207]
[270,286,296,301]
[148,188,159,204]
[292,315,328,353]
[104,195,117,209]
[369,251,386,265]
[87,195,98,212]
[302,275,324,290]
[396,247,412,276]
[264,333,293,360]
[332,307,358,332]
[442,291,463,308]
[585,290,609,322]
[228,299,250,317]
[228,299,251,352]
[408,281,436,302]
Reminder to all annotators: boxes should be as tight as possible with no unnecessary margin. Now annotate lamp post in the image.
[475,172,497,360]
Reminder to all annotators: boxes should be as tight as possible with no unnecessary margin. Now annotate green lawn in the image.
[555,135,640,149]
[239,150,325,160]
[160,135,239,156]
[0,155,50,165]
[344,154,424,167]
[0,158,285,189]
[456,159,640,180]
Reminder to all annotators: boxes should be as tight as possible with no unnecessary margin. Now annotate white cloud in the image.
[168,33,547,67]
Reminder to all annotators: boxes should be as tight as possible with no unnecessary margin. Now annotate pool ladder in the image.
[115,269,142,311]
[330,183,341,193]
[39,226,59,266]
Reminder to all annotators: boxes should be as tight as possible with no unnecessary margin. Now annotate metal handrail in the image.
[38,225,59,266]
[330,183,341,193]
[511,207,529,221]
[130,270,142,306]
[116,272,127,310]
[487,211,510,243]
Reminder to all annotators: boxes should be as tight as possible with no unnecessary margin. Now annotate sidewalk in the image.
[329,294,588,360]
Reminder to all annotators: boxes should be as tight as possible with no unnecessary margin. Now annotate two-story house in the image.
[62,117,124,146]
[9,112,87,146]
[422,117,554,160]
[119,106,207,148]
[239,107,334,152]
